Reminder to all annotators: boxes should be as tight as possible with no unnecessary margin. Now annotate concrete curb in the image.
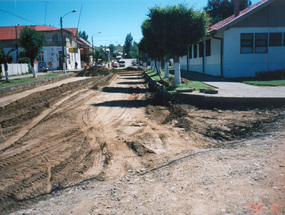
[143,71,173,102]
[0,73,76,97]
[143,71,285,108]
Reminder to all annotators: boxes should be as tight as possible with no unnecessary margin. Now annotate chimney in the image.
[234,0,240,17]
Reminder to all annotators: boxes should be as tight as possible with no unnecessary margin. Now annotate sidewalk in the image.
[180,70,285,98]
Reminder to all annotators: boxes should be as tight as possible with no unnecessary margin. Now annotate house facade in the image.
[0,25,82,70]
[180,0,285,78]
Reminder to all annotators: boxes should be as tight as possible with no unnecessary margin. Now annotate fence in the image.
[1,63,29,76]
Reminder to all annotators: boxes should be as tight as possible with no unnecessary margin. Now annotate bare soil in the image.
[0,68,284,214]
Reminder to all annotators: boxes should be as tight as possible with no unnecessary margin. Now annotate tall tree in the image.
[164,4,209,85]
[205,0,252,24]
[109,44,115,58]
[19,27,45,78]
[79,31,89,42]
[123,33,133,59]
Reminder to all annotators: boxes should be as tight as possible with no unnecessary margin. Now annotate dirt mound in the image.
[76,66,112,77]
[124,141,155,157]
[167,76,189,85]
[123,67,143,71]
[161,104,281,142]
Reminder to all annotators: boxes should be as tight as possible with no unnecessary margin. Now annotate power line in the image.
[0,8,42,25]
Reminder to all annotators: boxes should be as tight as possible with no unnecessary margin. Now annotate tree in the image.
[131,41,138,59]
[19,27,45,78]
[123,33,133,59]
[205,0,252,24]
[109,44,115,58]
[0,46,14,82]
[79,31,89,42]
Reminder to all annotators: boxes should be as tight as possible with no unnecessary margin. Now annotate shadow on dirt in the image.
[117,81,147,85]
[102,87,148,94]
[92,99,152,108]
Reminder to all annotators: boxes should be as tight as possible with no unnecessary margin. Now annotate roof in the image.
[65,28,78,37]
[77,37,92,48]
[0,25,76,41]
[211,0,276,34]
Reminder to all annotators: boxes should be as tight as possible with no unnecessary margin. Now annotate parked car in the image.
[38,62,48,72]
[112,61,119,68]
[119,60,126,67]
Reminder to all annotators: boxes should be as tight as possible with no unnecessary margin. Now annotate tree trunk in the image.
[157,61,161,75]
[4,64,9,82]
[32,67,37,78]
[174,56,181,85]
[164,57,169,78]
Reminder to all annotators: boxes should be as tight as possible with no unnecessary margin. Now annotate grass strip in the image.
[0,73,64,88]
[146,69,214,92]
[243,80,285,86]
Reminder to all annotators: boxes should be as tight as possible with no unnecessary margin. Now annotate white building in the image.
[181,0,285,78]
[0,25,81,70]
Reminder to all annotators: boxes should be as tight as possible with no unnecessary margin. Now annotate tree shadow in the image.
[92,99,152,108]
[102,87,148,94]
[117,81,147,85]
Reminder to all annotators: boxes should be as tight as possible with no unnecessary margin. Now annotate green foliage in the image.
[79,31,89,42]
[123,33,133,59]
[205,0,252,24]
[109,44,115,56]
[17,57,31,64]
[18,27,45,67]
[140,4,209,60]
[0,46,13,78]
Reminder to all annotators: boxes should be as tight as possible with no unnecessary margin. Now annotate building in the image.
[180,0,285,78]
[0,25,82,70]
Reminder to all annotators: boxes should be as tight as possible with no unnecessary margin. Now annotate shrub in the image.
[256,69,285,80]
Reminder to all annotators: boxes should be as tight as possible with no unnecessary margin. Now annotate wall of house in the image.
[223,27,285,78]
[180,36,222,76]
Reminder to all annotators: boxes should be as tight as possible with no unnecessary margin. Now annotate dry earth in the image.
[0,68,284,214]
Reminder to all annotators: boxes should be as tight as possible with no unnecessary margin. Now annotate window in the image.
[206,39,211,56]
[241,33,253,54]
[46,33,52,42]
[194,44,197,58]
[38,51,44,61]
[189,46,192,59]
[58,33,62,41]
[269,33,282,46]
[284,33,285,46]
[199,42,204,57]
[255,33,268,53]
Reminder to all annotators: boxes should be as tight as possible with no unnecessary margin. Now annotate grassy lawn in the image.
[243,80,285,86]
[146,70,214,92]
[0,73,64,88]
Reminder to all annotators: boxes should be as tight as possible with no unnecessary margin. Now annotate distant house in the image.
[0,25,82,70]
[180,0,285,78]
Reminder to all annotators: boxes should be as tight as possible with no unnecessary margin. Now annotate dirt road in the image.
[0,68,284,214]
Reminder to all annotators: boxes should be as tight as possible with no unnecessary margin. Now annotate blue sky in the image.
[1,0,259,46]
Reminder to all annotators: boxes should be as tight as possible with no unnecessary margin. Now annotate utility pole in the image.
[15,23,20,62]
[60,10,77,73]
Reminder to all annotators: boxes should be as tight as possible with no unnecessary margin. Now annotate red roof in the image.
[65,28,78,37]
[0,25,77,41]
[211,0,275,33]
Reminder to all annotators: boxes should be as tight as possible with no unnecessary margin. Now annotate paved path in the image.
[0,77,90,107]
[180,70,285,98]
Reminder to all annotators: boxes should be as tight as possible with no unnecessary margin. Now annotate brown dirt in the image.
[0,69,284,214]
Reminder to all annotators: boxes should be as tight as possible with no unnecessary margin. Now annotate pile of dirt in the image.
[147,103,283,143]
[76,66,112,77]
[167,76,189,85]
